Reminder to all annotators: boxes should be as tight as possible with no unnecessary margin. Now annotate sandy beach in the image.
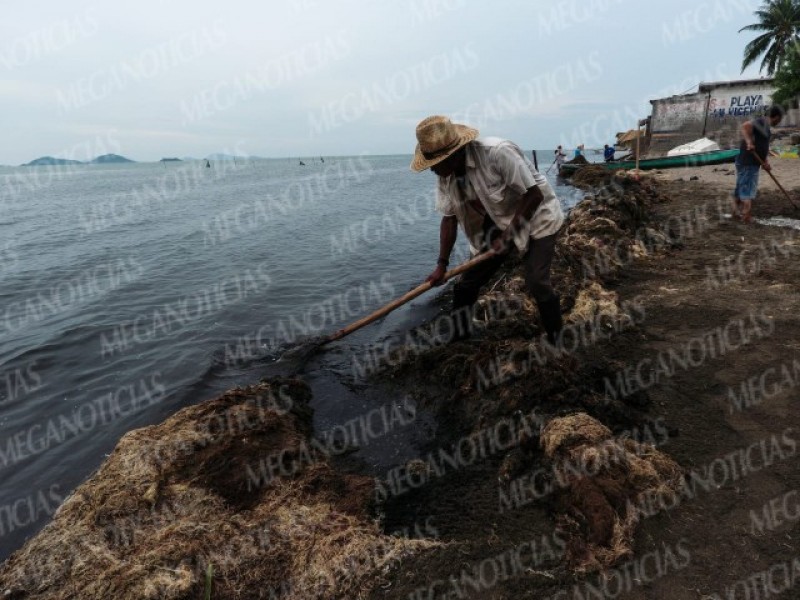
[662,156,800,190]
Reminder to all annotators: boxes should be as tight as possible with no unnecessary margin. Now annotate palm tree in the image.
[739,0,800,75]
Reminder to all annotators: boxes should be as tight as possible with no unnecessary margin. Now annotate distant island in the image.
[19,153,264,167]
[91,154,134,164]
[22,154,135,166]
[22,156,84,167]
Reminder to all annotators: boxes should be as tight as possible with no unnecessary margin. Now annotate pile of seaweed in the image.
[0,380,435,600]
[373,173,684,572]
[565,155,589,165]
[570,164,620,188]
[541,413,683,571]
[556,155,590,179]
[383,172,672,432]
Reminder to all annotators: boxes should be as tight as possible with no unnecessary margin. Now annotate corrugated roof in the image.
[648,78,775,105]
[698,78,773,92]
[649,91,706,105]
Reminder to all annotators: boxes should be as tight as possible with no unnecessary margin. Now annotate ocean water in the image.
[0,153,583,558]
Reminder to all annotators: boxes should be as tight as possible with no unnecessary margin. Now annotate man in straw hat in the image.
[411,115,565,344]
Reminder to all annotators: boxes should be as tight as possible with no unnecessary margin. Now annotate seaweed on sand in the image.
[375,176,683,575]
[540,413,684,572]
[0,379,436,600]
[384,176,669,428]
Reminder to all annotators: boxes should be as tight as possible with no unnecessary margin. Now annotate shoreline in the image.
[3,161,800,598]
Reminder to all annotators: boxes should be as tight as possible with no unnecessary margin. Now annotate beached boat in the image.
[559,149,739,176]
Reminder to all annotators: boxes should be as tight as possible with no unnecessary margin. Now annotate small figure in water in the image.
[320,156,324,163]
[205,159,211,168]
[299,160,306,166]
[554,145,566,169]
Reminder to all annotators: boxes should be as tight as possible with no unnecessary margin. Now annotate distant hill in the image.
[90,154,134,164]
[22,156,84,167]
[159,157,182,162]
[22,154,136,166]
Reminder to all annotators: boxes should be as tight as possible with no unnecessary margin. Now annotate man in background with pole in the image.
[549,145,567,174]
[733,105,784,223]
[410,115,565,345]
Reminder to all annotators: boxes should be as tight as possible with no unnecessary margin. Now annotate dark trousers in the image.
[452,216,562,341]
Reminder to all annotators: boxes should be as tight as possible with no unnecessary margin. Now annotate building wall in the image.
[647,81,779,157]
[648,93,709,156]
[783,107,800,128]
[703,83,773,149]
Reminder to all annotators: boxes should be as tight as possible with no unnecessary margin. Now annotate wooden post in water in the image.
[532,150,539,171]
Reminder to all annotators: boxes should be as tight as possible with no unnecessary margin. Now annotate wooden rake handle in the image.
[750,151,800,210]
[324,251,499,344]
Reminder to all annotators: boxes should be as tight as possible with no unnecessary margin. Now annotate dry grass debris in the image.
[541,413,684,573]
[0,379,434,600]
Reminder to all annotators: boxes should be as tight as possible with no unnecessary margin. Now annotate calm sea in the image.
[0,152,583,558]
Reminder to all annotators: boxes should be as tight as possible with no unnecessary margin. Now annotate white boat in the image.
[667,138,721,157]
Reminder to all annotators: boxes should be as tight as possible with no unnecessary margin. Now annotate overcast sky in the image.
[2,0,766,164]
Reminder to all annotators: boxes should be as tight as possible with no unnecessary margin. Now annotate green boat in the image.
[558,149,740,177]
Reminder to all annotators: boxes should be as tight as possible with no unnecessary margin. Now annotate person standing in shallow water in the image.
[733,105,783,223]
[554,145,567,169]
[410,115,565,344]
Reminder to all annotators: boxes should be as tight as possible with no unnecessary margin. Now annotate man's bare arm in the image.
[741,121,755,151]
[426,215,458,285]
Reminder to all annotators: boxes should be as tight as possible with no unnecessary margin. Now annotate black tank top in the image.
[738,117,770,166]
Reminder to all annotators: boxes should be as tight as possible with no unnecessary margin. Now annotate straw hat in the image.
[410,115,479,172]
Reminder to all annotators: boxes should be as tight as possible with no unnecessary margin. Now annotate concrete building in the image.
[645,78,800,157]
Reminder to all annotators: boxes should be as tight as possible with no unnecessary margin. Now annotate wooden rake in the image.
[750,151,800,211]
